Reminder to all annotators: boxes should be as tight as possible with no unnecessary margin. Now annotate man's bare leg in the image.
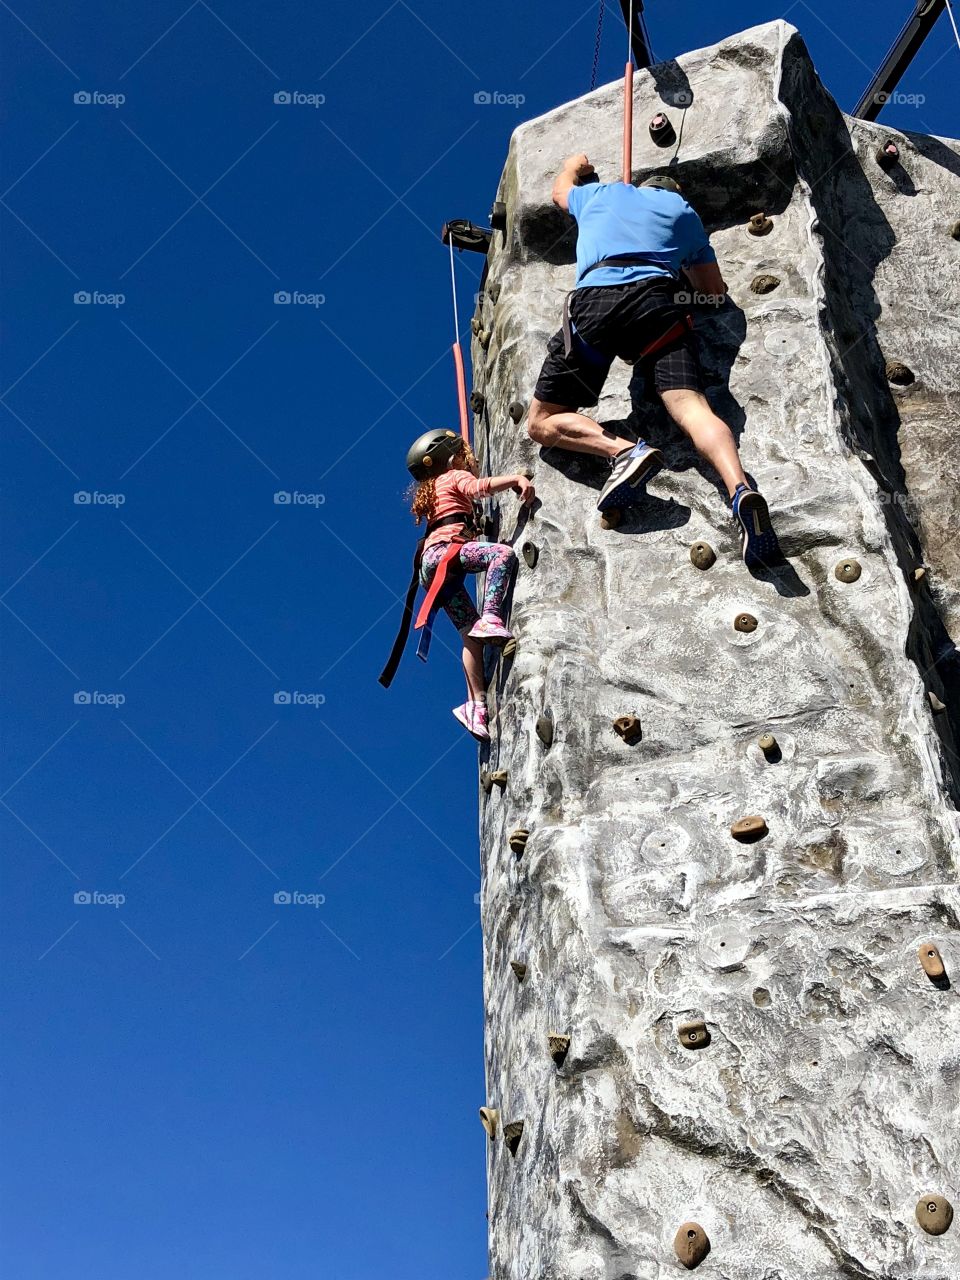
[527,398,635,459]
[659,388,748,498]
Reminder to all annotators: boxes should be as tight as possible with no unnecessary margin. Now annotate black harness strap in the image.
[378,511,480,688]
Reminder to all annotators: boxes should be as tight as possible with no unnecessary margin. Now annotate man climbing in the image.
[527,153,780,568]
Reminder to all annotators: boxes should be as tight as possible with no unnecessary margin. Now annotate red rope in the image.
[452,342,470,442]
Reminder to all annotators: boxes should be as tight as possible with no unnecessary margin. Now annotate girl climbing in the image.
[379,428,534,742]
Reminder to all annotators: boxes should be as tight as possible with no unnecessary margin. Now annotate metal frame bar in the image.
[853,0,946,120]
[617,1,653,70]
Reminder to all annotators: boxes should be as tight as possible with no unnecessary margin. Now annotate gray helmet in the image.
[642,174,683,195]
[406,429,464,480]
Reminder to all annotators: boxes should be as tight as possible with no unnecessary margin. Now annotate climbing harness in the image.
[560,253,692,363]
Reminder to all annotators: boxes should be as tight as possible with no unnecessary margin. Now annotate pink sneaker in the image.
[468,615,514,645]
[452,701,490,741]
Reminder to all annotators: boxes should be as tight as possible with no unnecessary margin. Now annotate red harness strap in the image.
[629,313,694,364]
[414,537,467,631]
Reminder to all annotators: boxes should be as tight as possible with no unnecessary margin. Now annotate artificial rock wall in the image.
[469,20,960,1280]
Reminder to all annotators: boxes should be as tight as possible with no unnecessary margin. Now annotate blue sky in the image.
[1,2,956,1276]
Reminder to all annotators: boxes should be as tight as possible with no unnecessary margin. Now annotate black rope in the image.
[589,0,606,91]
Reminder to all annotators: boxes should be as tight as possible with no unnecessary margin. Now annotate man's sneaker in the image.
[597,441,665,512]
[732,484,782,569]
[452,701,490,741]
[468,615,513,645]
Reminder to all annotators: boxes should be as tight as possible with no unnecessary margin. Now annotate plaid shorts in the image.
[534,278,704,410]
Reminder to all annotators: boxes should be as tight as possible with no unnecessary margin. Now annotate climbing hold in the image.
[674,1222,711,1270]
[747,212,773,237]
[502,638,517,659]
[510,960,527,982]
[489,200,507,231]
[479,1107,499,1139]
[600,508,622,530]
[508,828,529,855]
[469,390,485,415]
[750,273,781,294]
[689,541,716,570]
[678,1020,711,1051]
[876,139,900,171]
[519,465,534,480]
[916,1195,953,1236]
[929,691,946,715]
[649,112,676,146]
[479,329,491,351]
[470,316,481,336]
[912,566,927,584]
[522,542,539,569]
[535,714,554,747]
[481,770,508,794]
[734,613,758,634]
[613,715,643,746]
[949,220,960,241]
[508,401,526,424]
[918,942,946,981]
[548,1033,571,1067]
[758,733,781,762]
[834,558,862,583]
[886,360,915,386]
[503,1120,524,1156]
[730,815,768,843]
[488,282,501,303]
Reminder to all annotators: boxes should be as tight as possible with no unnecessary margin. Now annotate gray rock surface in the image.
[469,20,960,1279]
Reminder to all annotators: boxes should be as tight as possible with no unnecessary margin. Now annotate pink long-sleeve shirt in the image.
[423,471,493,550]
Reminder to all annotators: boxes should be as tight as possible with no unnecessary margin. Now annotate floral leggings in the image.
[420,541,517,634]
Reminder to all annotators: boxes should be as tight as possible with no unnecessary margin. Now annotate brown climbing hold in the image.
[522,541,539,569]
[508,828,529,855]
[481,770,508,794]
[731,815,768,843]
[918,942,946,981]
[734,613,758,634]
[470,316,481,336]
[929,691,946,715]
[690,541,716,570]
[747,212,773,237]
[678,1020,711,1051]
[548,1033,571,1067]
[535,714,554,747]
[951,221,960,242]
[834,558,862,583]
[479,329,491,350]
[479,1107,499,1139]
[502,638,517,659]
[600,508,622,530]
[503,1120,524,1156]
[916,1195,953,1236]
[510,960,527,982]
[876,139,900,170]
[674,1221,711,1269]
[469,390,485,414]
[912,566,927,584]
[886,360,915,386]
[508,401,526,424]
[613,715,643,746]
[758,733,780,759]
[750,273,781,294]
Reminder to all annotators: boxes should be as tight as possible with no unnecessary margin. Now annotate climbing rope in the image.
[589,0,606,91]
[623,0,634,183]
[946,0,960,57]
[447,236,470,442]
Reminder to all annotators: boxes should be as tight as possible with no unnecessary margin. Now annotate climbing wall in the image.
[469,21,960,1280]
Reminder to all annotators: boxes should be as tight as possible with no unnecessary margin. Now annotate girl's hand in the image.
[513,476,536,506]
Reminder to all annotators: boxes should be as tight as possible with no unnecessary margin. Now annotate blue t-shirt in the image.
[567,181,717,289]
